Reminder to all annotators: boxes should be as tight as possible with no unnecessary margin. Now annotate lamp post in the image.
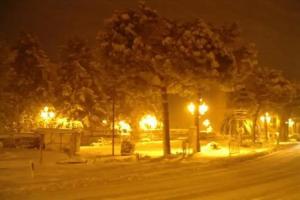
[260,112,271,141]
[40,106,55,128]
[187,99,208,152]
[286,118,295,136]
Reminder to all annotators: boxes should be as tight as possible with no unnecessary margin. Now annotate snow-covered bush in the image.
[121,140,135,156]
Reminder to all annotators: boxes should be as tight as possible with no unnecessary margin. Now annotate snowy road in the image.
[1,144,300,200]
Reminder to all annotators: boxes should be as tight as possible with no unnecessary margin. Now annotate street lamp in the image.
[187,101,208,116]
[260,112,271,141]
[187,103,196,114]
[199,103,208,115]
[286,118,295,135]
[287,118,295,127]
[187,99,209,153]
[260,112,271,123]
[40,106,55,128]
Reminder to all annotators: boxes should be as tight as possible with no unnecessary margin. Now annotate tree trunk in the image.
[252,104,261,144]
[279,112,289,142]
[111,95,115,156]
[194,99,201,153]
[279,106,293,142]
[16,104,21,133]
[161,87,171,156]
[131,120,140,142]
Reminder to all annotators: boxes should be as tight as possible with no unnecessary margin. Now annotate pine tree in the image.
[5,32,51,131]
[55,37,105,128]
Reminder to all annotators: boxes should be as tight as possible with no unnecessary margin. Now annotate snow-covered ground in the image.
[0,143,299,200]
[80,140,270,158]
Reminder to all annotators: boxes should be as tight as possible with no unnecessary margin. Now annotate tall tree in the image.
[55,37,104,128]
[232,67,295,142]
[5,32,51,131]
[98,3,181,156]
[173,21,257,152]
[179,20,230,152]
[98,2,259,155]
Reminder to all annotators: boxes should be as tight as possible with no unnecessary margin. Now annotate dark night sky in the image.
[0,0,300,79]
[1,0,300,128]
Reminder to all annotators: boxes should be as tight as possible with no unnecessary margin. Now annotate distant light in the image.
[206,126,213,133]
[139,115,158,130]
[118,120,132,135]
[40,111,48,120]
[48,111,55,119]
[286,118,295,127]
[260,112,271,123]
[40,106,55,120]
[44,106,49,112]
[203,119,210,127]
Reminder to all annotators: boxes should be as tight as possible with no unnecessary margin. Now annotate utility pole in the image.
[111,94,115,156]
[194,98,201,153]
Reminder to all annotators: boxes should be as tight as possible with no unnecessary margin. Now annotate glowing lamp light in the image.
[203,119,210,127]
[260,112,271,123]
[199,103,208,115]
[48,111,55,119]
[187,101,208,115]
[187,103,196,114]
[40,106,55,121]
[40,111,48,120]
[118,120,132,135]
[287,118,295,127]
[206,126,213,133]
[139,115,158,130]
